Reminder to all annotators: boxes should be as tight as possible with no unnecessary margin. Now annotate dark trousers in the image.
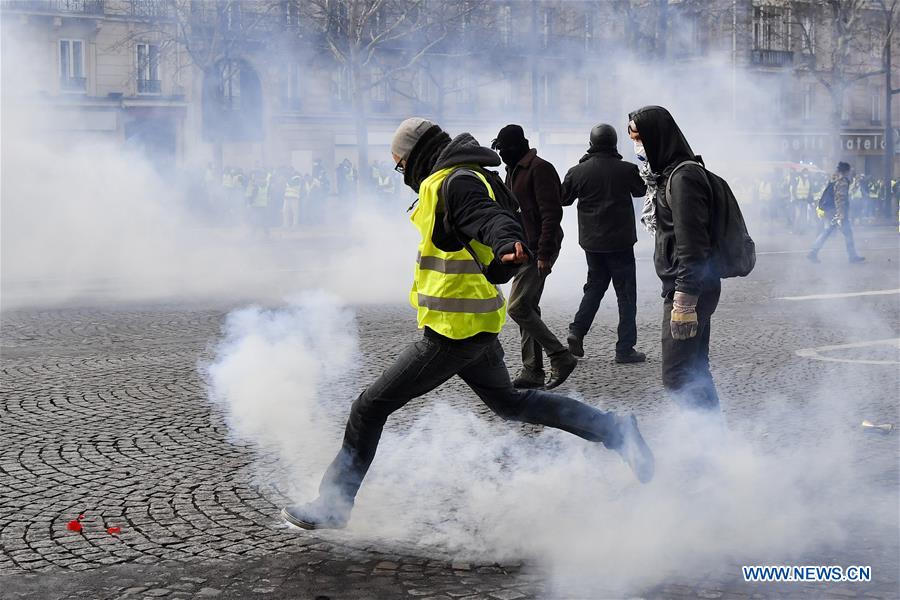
[811,219,858,258]
[661,287,721,412]
[318,332,623,506]
[507,260,566,373]
[569,248,638,355]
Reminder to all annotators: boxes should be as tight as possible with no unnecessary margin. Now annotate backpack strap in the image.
[439,167,493,278]
[664,160,706,204]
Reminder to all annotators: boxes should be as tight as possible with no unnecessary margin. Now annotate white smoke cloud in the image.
[203,294,896,596]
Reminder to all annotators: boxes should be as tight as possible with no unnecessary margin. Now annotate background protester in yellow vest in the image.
[281,117,655,531]
[283,172,302,229]
[248,170,270,238]
[792,168,813,233]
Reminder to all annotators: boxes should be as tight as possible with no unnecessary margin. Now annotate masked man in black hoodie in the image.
[627,106,721,412]
[280,118,655,531]
[561,124,647,363]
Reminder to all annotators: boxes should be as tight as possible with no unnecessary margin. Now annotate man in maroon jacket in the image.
[492,124,576,389]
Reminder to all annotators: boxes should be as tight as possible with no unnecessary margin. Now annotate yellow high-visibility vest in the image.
[795,178,810,200]
[409,166,506,339]
[284,178,302,199]
[251,173,271,207]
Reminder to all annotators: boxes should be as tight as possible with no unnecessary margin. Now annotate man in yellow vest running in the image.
[281,118,655,531]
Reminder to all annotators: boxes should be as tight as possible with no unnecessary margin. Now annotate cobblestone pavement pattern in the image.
[1,229,898,599]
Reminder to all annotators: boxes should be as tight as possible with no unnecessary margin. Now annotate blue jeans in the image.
[318,331,623,506]
[811,219,858,258]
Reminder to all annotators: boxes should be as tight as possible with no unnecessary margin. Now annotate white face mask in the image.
[633,141,646,162]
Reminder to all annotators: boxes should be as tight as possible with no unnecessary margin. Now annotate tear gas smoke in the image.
[204,294,897,596]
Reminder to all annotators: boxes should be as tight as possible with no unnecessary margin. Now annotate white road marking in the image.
[795,338,900,365]
[756,246,898,256]
[778,289,900,301]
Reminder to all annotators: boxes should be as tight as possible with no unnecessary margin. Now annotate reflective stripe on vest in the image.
[285,183,301,199]
[416,293,504,313]
[416,252,483,275]
[409,166,506,339]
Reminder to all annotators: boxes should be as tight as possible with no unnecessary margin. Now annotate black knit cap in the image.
[491,124,528,149]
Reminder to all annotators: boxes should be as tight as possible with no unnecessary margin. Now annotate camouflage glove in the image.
[670,291,699,340]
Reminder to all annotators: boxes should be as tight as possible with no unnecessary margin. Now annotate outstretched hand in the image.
[500,242,529,264]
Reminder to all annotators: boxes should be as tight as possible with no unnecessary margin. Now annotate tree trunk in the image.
[350,60,371,193]
[884,25,895,220]
[656,0,669,60]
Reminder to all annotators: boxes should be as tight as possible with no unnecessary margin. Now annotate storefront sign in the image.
[840,133,888,154]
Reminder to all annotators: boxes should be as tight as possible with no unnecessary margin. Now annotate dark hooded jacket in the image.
[409,132,528,284]
[504,149,564,262]
[561,147,646,252]
[629,106,719,297]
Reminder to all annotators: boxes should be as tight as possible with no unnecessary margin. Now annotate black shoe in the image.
[567,333,584,358]
[849,255,865,263]
[281,499,349,530]
[806,251,819,263]
[615,414,655,484]
[545,351,577,389]
[615,349,646,364]
[512,369,546,389]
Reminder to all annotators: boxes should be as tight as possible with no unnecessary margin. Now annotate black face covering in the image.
[497,144,528,168]
[403,125,452,192]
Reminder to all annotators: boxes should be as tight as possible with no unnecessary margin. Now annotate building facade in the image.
[3,0,897,183]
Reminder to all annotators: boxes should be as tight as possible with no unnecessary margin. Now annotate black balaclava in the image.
[491,124,529,168]
[627,105,695,174]
[403,124,452,191]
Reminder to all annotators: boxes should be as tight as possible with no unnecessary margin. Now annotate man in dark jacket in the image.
[280,118,654,531]
[627,106,720,412]
[561,124,647,363]
[492,124,576,390]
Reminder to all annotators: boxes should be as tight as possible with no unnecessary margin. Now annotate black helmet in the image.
[589,124,617,149]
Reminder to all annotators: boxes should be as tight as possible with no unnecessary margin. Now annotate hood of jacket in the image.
[628,105,695,174]
[433,133,502,172]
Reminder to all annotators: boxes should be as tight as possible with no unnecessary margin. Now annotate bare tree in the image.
[294,0,479,185]
[111,0,283,167]
[792,1,888,145]
[872,0,900,214]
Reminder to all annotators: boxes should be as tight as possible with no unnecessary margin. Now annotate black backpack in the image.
[666,161,756,279]
[438,166,525,283]
[817,181,835,211]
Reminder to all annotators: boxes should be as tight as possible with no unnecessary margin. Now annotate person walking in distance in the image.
[561,124,647,363]
[807,162,865,264]
[280,117,655,531]
[492,124,576,389]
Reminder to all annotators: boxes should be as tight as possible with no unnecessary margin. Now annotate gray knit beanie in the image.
[391,117,436,161]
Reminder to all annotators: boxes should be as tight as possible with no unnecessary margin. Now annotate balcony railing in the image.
[751,49,794,67]
[129,0,167,18]
[60,76,87,92]
[137,79,161,94]
[4,0,104,14]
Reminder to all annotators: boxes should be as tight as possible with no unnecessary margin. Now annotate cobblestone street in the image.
[1,229,898,600]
